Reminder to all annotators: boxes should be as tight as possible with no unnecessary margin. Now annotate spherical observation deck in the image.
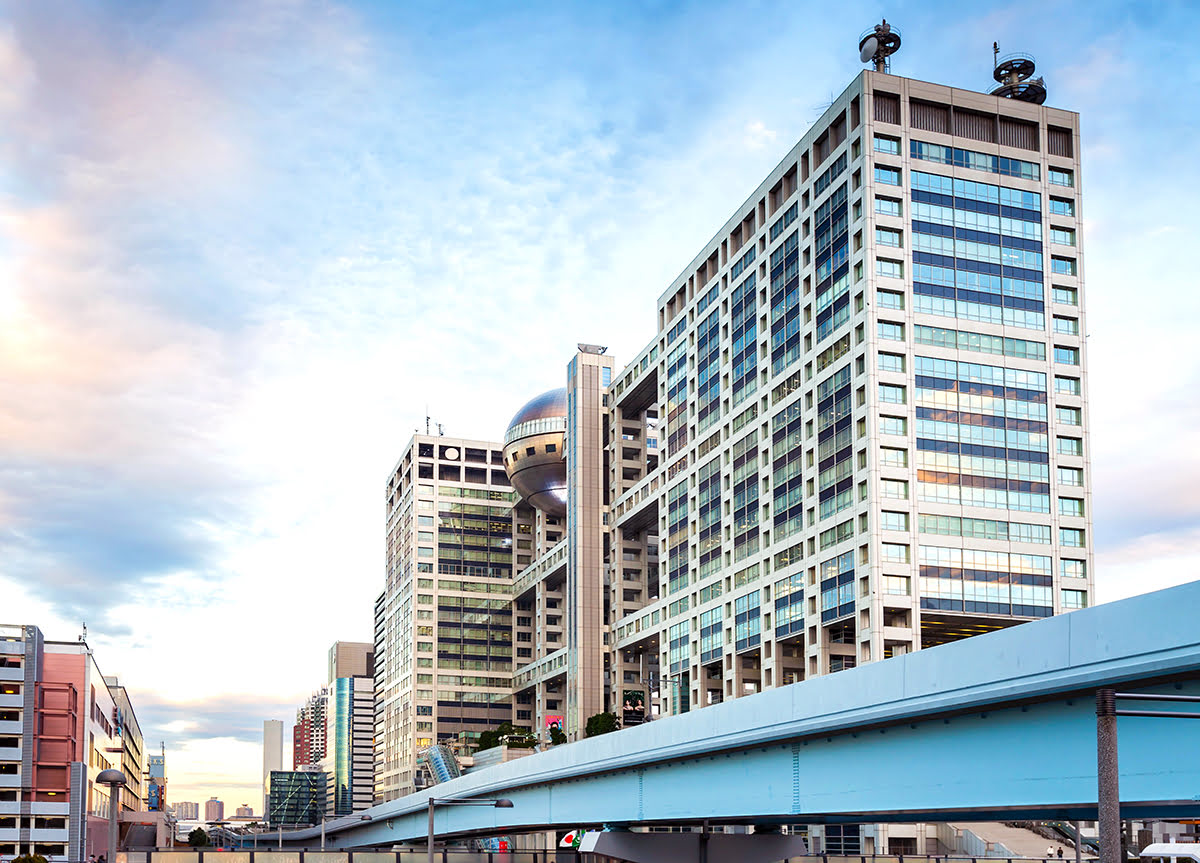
[502,388,568,517]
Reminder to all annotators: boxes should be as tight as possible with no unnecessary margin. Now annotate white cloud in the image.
[743,120,778,150]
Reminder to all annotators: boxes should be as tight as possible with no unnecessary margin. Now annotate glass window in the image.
[1054,316,1080,335]
[1051,256,1077,276]
[874,135,901,155]
[1061,589,1087,609]
[1057,466,1084,486]
[1049,167,1075,187]
[1055,346,1080,365]
[879,415,907,436]
[878,352,905,372]
[877,290,904,310]
[1056,406,1082,425]
[884,575,910,595]
[878,321,904,341]
[1057,436,1083,456]
[880,447,908,467]
[881,543,910,563]
[881,479,909,499]
[876,227,902,247]
[881,511,909,531]
[1060,527,1085,548]
[875,196,902,217]
[1060,559,1087,578]
[1053,286,1078,305]
[876,259,903,279]
[1058,497,1084,517]
[1050,227,1076,246]
[879,383,906,404]
[1055,376,1081,395]
[1049,197,1075,217]
[875,165,902,186]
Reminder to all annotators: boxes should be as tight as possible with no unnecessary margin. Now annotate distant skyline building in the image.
[204,797,224,822]
[323,674,373,815]
[292,688,327,769]
[261,720,283,820]
[0,623,149,862]
[327,641,373,685]
[146,747,166,812]
[266,768,324,828]
[374,435,517,801]
[173,801,200,821]
[235,804,254,818]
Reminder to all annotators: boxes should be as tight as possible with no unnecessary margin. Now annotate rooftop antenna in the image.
[990,43,1047,104]
[436,423,444,436]
[425,410,430,435]
[79,621,87,642]
[859,19,901,73]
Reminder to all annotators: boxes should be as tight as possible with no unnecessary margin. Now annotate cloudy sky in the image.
[1,0,1197,809]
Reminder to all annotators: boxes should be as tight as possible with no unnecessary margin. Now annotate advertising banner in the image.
[621,690,646,726]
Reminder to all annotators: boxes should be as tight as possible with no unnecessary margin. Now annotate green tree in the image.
[13,854,49,863]
[548,723,568,746]
[188,827,210,847]
[477,721,537,751]
[584,711,620,738]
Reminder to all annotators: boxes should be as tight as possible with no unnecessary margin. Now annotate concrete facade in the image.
[327,642,373,686]
[374,435,517,802]
[0,624,148,862]
[261,720,283,820]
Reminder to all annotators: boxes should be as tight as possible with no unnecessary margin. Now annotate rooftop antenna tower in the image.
[990,42,1047,104]
[859,20,901,73]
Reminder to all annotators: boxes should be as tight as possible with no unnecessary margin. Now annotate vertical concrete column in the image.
[1096,688,1120,863]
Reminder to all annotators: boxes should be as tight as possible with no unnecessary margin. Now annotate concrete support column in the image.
[1096,688,1121,863]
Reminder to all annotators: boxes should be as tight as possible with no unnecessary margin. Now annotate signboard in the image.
[622,690,645,726]
[544,715,564,733]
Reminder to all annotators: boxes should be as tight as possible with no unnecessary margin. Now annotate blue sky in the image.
[1,0,1197,807]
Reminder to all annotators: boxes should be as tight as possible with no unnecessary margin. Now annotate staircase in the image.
[950,822,1078,858]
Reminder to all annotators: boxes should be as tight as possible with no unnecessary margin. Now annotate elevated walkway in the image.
[273,581,1200,849]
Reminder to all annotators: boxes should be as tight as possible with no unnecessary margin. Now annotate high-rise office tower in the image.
[600,54,1090,853]
[504,346,619,739]
[374,435,517,802]
[371,42,1091,840]
[324,675,374,815]
[173,801,199,821]
[261,720,283,819]
[328,642,373,685]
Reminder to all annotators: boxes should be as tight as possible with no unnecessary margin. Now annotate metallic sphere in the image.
[503,388,567,517]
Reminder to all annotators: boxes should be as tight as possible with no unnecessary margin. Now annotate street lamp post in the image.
[425,798,513,863]
[96,769,126,863]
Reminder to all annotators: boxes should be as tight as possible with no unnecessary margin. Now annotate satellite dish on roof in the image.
[858,20,901,73]
[859,36,878,64]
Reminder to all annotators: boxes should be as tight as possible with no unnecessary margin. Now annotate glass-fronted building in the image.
[374,436,517,802]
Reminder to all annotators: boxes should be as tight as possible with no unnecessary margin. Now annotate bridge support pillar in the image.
[578,830,807,863]
[1097,688,1121,863]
